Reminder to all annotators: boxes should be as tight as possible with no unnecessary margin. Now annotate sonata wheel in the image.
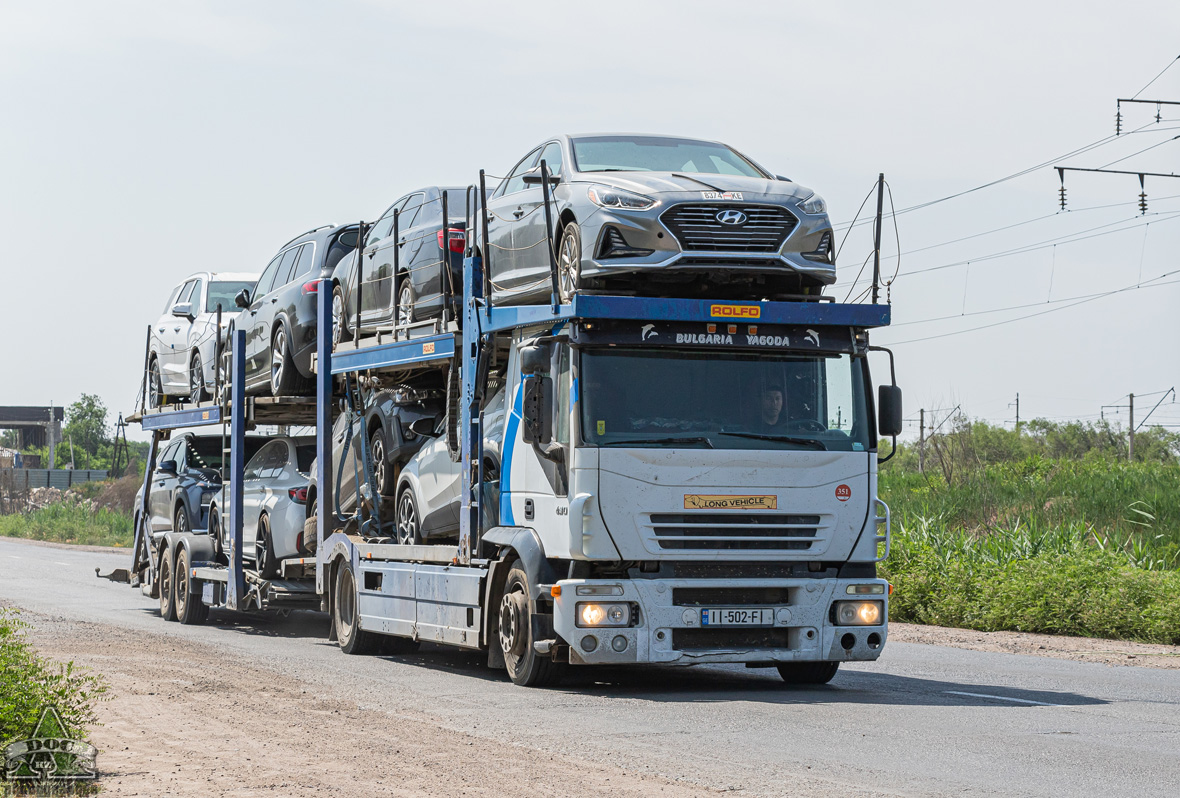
[557,222,582,303]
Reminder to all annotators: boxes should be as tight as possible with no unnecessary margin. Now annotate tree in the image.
[63,394,109,470]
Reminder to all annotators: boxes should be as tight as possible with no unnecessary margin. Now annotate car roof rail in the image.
[278,224,336,251]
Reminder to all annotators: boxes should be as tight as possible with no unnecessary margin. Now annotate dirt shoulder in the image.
[23,613,718,798]
[889,622,1180,669]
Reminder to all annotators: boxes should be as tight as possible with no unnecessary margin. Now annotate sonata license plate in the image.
[700,608,774,626]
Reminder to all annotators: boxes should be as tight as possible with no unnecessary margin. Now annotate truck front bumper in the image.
[551,576,888,666]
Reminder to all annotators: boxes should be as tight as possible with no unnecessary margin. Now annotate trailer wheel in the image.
[777,661,839,685]
[158,547,177,621]
[334,561,377,655]
[174,547,209,625]
[255,514,280,579]
[498,561,563,687]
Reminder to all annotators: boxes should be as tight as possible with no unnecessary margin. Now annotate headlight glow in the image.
[587,185,657,211]
[799,193,827,215]
[576,602,631,627]
[834,600,883,626]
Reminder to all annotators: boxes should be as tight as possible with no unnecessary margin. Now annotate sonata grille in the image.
[661,204,799,253]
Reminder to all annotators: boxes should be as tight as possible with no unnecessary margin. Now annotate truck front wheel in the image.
[498,561,562,687]
[777,661,839,685]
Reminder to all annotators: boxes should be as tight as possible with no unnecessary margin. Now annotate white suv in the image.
[148,271,258,407]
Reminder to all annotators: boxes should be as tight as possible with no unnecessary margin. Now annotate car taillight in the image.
[289,486,309,503]
[301,279,325,295]
[437,228,466,253]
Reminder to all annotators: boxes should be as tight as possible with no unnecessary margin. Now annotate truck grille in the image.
[660,204,798,253]
[673,628,790,651]
[646,513,821,551]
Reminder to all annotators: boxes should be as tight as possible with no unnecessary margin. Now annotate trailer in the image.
[125,169,903,687]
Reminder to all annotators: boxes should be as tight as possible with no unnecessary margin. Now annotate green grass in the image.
[0,607,106,751]
[881,516,1180,643]
[0,502,134,548]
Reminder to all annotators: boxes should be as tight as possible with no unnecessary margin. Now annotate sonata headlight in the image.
[586,185,657,211]
[799,193,827,215]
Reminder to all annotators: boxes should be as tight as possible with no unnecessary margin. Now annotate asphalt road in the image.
[3,536,1178,797]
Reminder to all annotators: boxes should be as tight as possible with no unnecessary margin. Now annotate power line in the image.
[883,268,1180,345]
[1131,54,1180,100]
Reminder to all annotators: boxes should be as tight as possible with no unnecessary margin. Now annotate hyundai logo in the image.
[716,210,747,225]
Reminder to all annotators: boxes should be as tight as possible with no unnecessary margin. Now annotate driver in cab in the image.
[759,384,786,432]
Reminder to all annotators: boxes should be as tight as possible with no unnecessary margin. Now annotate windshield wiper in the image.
[672,173,726,193]
[718,431,826,450]
[601,436,714,449]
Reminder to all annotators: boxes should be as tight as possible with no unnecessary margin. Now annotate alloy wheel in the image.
[557,228,580,302]
[372,435,387,495]
[148,360,163,408]
[271,329,287,388]
[397,282,414,327]
[189,354,203,405]
[396,490,418,545]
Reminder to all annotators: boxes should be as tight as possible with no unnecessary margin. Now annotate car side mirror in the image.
[521,376,553,445]
[776,174,793,182]
[408,417,436,437]
[519,343,551,375]
[522,172,560,185]
[157,459,178,475]
[878,385,903,438]
[234,289,251,309]
[171,302,194,319]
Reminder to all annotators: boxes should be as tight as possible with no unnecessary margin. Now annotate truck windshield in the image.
[570,136,766,177]
[578,348,871,451]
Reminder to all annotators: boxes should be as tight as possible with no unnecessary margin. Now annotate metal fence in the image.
[1,469,109,490]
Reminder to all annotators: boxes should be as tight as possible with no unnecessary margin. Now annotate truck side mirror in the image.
[878,385,903,438]
[519,343,550,376]
[234,288,252,309]
[521,375,553,445]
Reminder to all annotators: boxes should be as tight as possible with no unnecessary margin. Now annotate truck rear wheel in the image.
[777,661,839,685]
[175,547,209,625]
[498,561,562,687]
[158,547,177,622]
[334,561,377,655]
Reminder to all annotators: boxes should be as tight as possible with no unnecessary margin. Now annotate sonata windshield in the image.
[571,136,766,178]
[578,348,871,451]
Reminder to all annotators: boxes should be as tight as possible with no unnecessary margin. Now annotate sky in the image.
[1,0,1178,441]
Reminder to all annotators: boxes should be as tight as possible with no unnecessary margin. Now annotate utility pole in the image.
[47,402,56,470]
[918,408,925,474]
[1009,393,1020,432]
[1129,393,1135,461]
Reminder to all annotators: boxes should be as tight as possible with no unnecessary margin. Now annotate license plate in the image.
[701,607,774,626]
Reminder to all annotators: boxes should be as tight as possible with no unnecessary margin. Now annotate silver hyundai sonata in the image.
[478,134,835,303]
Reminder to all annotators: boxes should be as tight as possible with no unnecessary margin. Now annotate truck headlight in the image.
[576,602,631,627]
[834,600,883,626]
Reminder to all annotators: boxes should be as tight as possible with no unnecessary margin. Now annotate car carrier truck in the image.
[125,170,903,687]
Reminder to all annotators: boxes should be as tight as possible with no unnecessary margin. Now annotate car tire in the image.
[370,429,396,498]
[397,277,415,327]
[777,661,839,685]
[270,324,304,397]
[158,546,177,622]
[208,507,224,564]
[334,560,377,655]
[148,358,165,409]
[189,352,207,405]
[446,361,460,462]
[302,498,318,554]
[395,486,422,546]
[556,221,582,303]
[255,514,279,579]
[174,547,209,625]
[332,283,349,346]
[175,503,192,536]
[498,560,563,687]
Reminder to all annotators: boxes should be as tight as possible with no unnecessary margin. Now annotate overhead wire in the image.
[1130,54,1180,100]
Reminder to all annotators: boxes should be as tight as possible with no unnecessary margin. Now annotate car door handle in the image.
[365,245,378,259]
[513,207,525,218]
[270,298,277,304]
[398,238,407,247]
